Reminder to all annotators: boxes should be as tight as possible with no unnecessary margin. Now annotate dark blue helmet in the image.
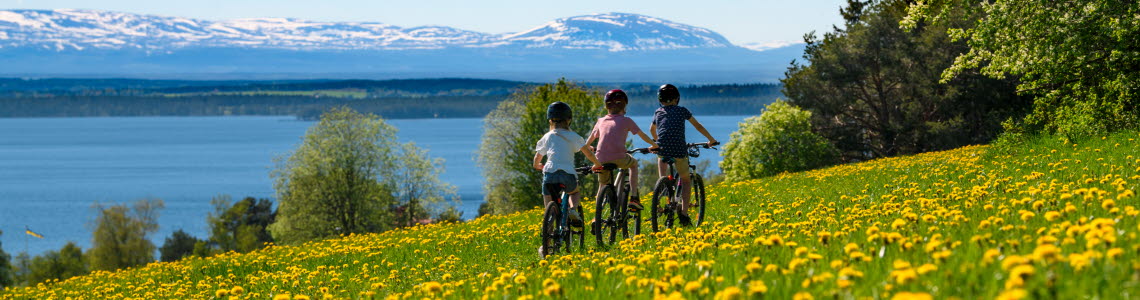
[547,101,572,121]
[658,84,680,102]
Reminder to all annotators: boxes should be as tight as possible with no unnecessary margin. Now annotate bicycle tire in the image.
[693,173,706,226]
[650,177,674,232]
[577,205,585,249]
[617,181,630,239]
[595,185,618,247]
[540,202,560,258]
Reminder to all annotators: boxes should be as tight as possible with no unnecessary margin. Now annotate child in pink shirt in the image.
[585,89,659,212]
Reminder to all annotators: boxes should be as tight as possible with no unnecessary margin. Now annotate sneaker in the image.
[678,214,693,227]
[627,196,643,212]
[569,209,584,229]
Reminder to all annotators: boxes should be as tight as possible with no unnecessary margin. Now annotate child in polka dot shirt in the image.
[649,84,717,227]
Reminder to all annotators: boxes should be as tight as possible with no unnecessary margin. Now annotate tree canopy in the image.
[477,79,606,214]
[268,107,456,244]
[88,198,164,272]
[904,0,1139,137]
[268,107,401,244]
[783,0,1029,161]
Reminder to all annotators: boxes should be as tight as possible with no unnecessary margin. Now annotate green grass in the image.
[2,131,1137,300]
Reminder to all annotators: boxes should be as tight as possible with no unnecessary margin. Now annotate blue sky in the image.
[1,0,848,46]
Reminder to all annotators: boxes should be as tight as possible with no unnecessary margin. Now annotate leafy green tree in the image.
[392,142,457,227]
[905,0,1139,138]
[0,230,12,288]
[159,229,202,262]
[25,242,87,285]
[783,0,1029,160]
[207,195,275,253]
[721,101,839,181]
[477,79,606,214]
[10,253,29,287]
[88,198,164,271]
[268,107,403,244]
[433,206,464,224]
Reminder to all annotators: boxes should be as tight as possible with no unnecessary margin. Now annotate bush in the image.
[720,101,838,181]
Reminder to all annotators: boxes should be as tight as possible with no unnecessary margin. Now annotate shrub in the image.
[720,101,838,181]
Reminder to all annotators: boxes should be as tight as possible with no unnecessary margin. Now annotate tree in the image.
[0,230,12,289]
[159,229,202,262]
[10,253,30,287]
[207,195,275,253]
[24,242,87,285]
[88,198,164,271]
[392,142,457,227]
[721,101,839,181]
[783,0,1030,161]
[906,0,1139,138]
[477,79,606,214]
[268,107,404,244]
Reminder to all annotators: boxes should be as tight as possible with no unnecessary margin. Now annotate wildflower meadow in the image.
[2,131,1137,299]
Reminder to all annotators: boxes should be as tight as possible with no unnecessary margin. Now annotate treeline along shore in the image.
[0,78,782,119]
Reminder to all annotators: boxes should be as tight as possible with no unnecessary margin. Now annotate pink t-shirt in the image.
[590,114,642,163]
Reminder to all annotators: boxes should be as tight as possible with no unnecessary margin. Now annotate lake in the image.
[0,114,750,255]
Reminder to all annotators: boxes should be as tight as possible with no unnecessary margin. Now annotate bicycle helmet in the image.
[547,101,572,121]
[658,84,680,103]
[604,89,628,103]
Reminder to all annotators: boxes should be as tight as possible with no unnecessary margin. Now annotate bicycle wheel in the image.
[693,173,707,226]
[650,177,674,232]
[576,205,585,249]
[540,202,560,258]
[616,181,630,239]
[595,185,618,247]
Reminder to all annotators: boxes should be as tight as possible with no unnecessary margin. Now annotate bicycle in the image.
[539,166,594,258]
[592,147,654,246]
[650,142,719,232]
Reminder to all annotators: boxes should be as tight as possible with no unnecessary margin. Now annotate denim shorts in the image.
[541,170,578,195]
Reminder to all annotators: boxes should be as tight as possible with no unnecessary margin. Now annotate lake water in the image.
[0,115,749,255]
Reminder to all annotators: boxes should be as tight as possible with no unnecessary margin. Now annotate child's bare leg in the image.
[628,161,639,196]
[657,158,668,177]
[543,195,553,207]
[569,191,581,209]
[680,176,692,214]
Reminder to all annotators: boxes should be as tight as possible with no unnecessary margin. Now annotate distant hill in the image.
[0,10,803,83]
[0,78,783,118]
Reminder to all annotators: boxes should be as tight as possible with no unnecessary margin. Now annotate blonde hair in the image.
[549,118,571,130]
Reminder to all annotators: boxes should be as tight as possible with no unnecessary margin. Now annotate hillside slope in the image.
[2,132,1137,299]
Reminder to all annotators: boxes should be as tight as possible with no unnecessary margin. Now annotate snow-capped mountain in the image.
[0,10,801,83]
[0,10,735,51]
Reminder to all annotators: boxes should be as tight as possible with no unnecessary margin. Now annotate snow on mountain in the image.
[0,10,740,51]
[500,13,734,51]
[742,40,800,52]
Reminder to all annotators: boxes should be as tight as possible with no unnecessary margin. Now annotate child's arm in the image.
[688,117,718,145]
[584,128,599,153]
[533,152,545,170]
[579,145,603,169]
[649,123,658,141]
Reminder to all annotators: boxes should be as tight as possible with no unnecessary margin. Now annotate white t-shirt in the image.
[534,128,586,174]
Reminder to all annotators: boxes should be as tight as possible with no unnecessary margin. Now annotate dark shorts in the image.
[542,170,578,195]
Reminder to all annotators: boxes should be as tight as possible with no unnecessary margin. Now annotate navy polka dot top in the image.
[652,105,692,158]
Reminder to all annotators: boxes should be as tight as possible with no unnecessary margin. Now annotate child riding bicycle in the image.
[649,84,718,227]
[585,89,659,212]
[533,101,603,228]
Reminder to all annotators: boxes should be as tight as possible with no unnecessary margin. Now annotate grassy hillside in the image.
[2,132,1137,299]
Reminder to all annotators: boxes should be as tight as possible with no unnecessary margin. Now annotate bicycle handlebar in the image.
[574,166,598,175]
[687,142,720,150]
[627,147,655,154]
